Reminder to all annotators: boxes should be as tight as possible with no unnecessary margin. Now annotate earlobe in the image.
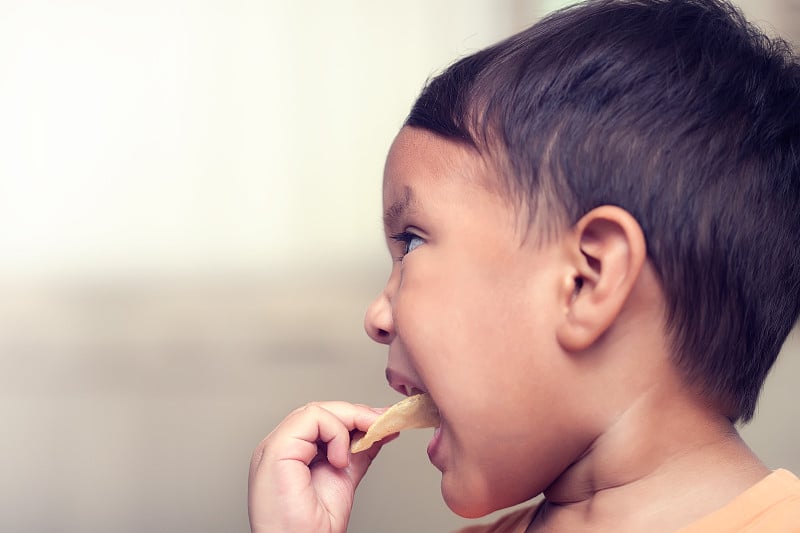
[556,206,647,352]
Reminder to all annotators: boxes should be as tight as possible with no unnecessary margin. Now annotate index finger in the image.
[254,401,381,471]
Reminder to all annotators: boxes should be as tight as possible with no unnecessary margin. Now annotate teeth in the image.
[396,385,424,396]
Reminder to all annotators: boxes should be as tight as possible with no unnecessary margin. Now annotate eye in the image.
[390,230,425,259]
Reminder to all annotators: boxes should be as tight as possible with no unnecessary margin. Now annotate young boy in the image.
[248,0,800,531]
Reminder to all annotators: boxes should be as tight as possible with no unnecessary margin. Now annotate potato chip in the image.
[350,393,440,453]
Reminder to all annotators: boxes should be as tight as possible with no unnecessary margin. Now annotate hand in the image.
[248,401,393,533]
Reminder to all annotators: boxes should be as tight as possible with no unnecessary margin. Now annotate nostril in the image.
[365,295,394,344]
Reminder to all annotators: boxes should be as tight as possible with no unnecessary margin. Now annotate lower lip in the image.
[427,426,443,468]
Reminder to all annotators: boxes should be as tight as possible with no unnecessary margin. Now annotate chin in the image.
[444,498,494,519]
[441,472,541,519]
[441,478,500,519]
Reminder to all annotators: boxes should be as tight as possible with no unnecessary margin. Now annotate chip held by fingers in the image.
[350,393,440,453]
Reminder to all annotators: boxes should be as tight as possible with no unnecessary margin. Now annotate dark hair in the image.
[406,0,800,422]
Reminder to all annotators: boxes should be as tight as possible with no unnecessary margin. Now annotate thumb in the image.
[344,433,399,489]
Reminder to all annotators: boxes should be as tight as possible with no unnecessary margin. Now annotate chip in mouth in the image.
[350,393,440,453]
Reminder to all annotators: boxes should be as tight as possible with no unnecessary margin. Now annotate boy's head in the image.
[404,0,800,423]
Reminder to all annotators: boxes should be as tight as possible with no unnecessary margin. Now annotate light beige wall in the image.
[0,2,797,532]
[518,0,800,41]
[738,0,800,40]
[0,2,516,531]
[0,0,515,280]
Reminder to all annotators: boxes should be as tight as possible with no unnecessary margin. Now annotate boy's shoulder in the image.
[676,469,800,532]
[453,470,800,533]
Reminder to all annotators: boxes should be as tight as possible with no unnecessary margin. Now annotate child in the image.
[248,0,800,531]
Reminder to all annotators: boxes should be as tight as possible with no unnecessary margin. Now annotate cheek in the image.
[395,263,547,397]
[395,261,497,330]
[392,264,457,340]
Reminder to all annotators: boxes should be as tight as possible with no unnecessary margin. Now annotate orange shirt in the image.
[454,469,800,533]
[676,469,800,532]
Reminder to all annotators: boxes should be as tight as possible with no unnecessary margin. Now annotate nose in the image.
[364,289,395,344]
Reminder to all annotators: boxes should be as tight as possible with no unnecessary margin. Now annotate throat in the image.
[536,392,769,532]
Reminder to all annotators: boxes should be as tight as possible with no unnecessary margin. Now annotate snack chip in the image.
[350,393,440,453]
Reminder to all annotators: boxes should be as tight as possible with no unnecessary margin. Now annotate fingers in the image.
[248,402,401,533]
[314,402,381,468]
[351,432,399,465]
[248,401,392,533]
[251,401,381,475]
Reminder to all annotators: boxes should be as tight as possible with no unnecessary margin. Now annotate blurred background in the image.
[0,1,798,531]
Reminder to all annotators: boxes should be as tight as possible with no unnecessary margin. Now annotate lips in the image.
[385,367,444,466]
[386,367,427,397]
[427,424,444,469]
[393,383,426,397]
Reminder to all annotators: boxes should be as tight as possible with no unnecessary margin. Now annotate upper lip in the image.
[386,367,426,397]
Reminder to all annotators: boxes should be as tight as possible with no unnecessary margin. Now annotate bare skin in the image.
[249,127,772,532]
[248,402,393,533]
[527,389,769,532]
[518,261,771,532]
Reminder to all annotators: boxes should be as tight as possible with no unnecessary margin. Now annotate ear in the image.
[556,205,647,352]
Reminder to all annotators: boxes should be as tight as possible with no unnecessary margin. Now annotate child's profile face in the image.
[365,127,589,517]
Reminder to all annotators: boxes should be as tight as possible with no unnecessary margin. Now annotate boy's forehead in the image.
[382,127,430,188]
[382,128,431,212]
[382,127,493,201]
[381,127,535,240]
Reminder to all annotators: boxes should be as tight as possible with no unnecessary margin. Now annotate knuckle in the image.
[292,402,322,415]
[250,441,266,471]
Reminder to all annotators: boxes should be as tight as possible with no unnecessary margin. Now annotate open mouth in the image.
[386,367,427,398]
[392,383,426,397]
[350,392,441,453]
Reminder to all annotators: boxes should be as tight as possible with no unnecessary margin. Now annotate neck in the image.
[537,385,769,532]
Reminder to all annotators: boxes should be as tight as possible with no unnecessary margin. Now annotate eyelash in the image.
[390,230,424,260]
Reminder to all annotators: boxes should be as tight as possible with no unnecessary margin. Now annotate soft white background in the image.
[0,1,797,531]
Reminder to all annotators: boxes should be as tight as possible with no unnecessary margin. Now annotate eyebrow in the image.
[383,186,416,231]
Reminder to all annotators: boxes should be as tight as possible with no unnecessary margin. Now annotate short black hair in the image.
[406,0,800,422]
